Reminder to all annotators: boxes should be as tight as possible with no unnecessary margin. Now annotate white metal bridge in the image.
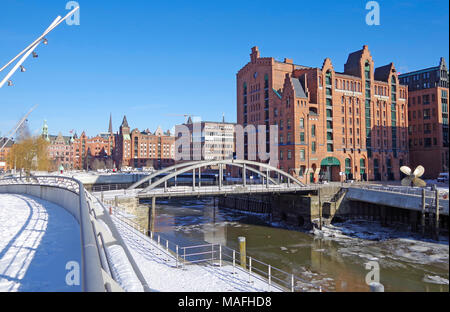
[121,159,310,199]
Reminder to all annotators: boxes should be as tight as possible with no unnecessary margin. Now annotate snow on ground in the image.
[111,215,284,292]
[0,193,81,292]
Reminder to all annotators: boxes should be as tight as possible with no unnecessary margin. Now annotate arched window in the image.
[325,70,332,86]
[364,62,370,79]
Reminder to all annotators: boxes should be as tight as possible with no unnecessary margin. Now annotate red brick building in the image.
[115,116,175,169]
[72,131,114,170]
[41,120,74,170]
[72,116,115,170]
[399,58,449,179]
[237,46,409,183]
[0,137,13,171]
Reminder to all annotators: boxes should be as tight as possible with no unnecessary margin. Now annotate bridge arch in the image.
[131,159,304,193]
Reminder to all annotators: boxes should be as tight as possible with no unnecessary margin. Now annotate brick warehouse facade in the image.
[115,115,175,169]
[237,46,409,183]
[0,137,13,171]
[399,58,449,179]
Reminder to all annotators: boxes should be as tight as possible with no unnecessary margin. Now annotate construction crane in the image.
[0,105,37,153]
[165,113,199,124]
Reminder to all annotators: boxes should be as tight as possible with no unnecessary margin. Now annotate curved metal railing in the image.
[0,175,108,291]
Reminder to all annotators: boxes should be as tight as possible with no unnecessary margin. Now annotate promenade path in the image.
[0,193,81,292]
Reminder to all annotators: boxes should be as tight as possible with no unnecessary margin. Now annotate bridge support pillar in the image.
[243,164,246,187]
[421,189,426,235]
[434,189,440,241]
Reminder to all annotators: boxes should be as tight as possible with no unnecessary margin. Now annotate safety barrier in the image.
[0,175,147,292]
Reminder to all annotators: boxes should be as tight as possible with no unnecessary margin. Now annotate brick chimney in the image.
[250,46,260,63]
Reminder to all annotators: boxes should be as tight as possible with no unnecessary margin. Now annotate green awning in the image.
[321,157,340,166]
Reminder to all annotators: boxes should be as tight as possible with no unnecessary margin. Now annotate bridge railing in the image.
[108,200,321,292]
[348,183,448,200]
[136,183,310,196]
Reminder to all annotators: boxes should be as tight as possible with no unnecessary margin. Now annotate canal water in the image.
[136,197,448,292]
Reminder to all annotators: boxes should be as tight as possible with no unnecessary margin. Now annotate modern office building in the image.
[175,117,236,161]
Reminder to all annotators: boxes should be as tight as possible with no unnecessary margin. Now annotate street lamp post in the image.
[0,6,80,88]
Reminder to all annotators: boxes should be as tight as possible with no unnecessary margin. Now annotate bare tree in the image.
[7,136,50,174]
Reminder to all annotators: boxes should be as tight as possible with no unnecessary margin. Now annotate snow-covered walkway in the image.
[0,193,81,292]
[112,215,283,292]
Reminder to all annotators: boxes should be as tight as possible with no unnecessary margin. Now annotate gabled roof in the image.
[291,78,307,99]
[272,88,282,99]
[374,63,395,82]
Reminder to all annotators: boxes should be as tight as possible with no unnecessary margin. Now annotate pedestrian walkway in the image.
[0,193,81,292]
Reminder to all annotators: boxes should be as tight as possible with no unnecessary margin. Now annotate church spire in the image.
[108,113,113,133]
[42,120,49,142]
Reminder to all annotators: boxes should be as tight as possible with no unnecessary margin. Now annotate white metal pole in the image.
[0,41,40,88]
[0,6,79,74]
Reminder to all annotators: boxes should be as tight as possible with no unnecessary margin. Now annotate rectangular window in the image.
[327,143,333,152]
[311,142,316,153]
[327,121,333,129]
[311,125,316,137]
[300,149,305,160]
[300,132,305,143]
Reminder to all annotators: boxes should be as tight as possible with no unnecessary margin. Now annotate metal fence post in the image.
[248,257,252,283]
[166,240,169,251]
[183,247,186,269]
[291,274,294,292]
[233,250,236,276]
[219,245,222,267]
[268,265,271,292]
[176,245,179,268]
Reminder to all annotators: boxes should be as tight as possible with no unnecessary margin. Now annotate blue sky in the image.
[0,0,448,137]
